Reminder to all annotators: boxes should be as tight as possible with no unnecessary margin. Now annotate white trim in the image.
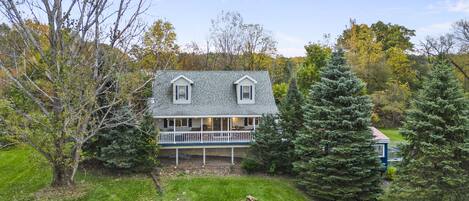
[170,75,194,84]
[159,145,250,149]
[234,75,258,84]
[374,144,385,158]
[153,114,263,118]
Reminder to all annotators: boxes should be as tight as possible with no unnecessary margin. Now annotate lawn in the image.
[0,146,308,201]
[379,128,405,148]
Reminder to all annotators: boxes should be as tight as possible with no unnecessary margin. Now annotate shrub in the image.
[86,112,159,172]
[241,158,262,174]
[385,166,397,181]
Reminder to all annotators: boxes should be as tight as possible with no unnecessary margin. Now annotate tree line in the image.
[247,50,468,201]
[0,0,468,196]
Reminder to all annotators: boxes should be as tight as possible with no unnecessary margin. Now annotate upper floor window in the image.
[176,85,188,100]
[235,75,257,104]
[241,85,252,100]
[171,75,193,104]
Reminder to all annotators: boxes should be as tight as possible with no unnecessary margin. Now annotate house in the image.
[148,70,390,167]
[149,70,278,165]
[371,127,390,168]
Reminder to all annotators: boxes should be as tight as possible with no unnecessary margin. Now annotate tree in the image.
[0,0,148,187]
[278,78,303,174]
[370,21,415,51]
[272,82,288,104]
[338,21,390,92]
[132,19,179,71]
[385,61,469,201]
[209,11,276,70]
[294,50,382,201]
[421,19,469,91]
[249,114,288,174]
[296,43,332,94]
[95,112,158,171]
[371,79,411,127]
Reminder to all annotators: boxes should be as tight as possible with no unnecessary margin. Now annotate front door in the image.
[213,118,221,131]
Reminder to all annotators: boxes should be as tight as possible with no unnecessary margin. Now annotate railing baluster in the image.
[159,130,252,144]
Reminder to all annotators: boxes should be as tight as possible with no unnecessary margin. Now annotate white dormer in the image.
[234,75,257,104]
[171,75,193,104]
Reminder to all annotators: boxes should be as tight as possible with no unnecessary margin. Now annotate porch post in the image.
[173,118,176,144]
[231,147,234,165]
[176,148,179,166]
[173,118,176,131]
[253,117,256,131]
[203,148,206,166]
[201,118,204,143]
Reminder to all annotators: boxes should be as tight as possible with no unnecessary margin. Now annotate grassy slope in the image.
[0,146,52,200]
[163,176,308,201]
[0,147,308,201]
[379,128,405,148]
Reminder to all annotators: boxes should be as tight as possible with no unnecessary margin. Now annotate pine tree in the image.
[385,61,469,201]
[278,78,303,174]
[249,114,288,173]
[294,50,382,201]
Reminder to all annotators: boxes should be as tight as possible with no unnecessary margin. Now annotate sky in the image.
[141,0,469,57]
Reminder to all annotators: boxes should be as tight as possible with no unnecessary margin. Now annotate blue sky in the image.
[143,0,469,57]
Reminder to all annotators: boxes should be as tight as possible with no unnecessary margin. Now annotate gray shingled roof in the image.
[149,71,278,117]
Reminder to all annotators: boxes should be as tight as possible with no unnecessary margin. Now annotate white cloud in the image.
[416,22,453,37]
[447,0,469,13]
[428,0,469,13]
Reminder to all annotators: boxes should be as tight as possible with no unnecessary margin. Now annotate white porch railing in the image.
[159,131,253,144]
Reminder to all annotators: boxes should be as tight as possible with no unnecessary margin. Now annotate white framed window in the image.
[374,144,385,157]
[176,85,187,100]
[241,85,251,100]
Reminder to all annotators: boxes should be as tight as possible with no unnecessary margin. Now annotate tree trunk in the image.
[51,164,74,187]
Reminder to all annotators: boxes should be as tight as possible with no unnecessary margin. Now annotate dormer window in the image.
[241,85,252,100]
[176,85,188,100]
[171,75,193,104]
[234,75,257,104]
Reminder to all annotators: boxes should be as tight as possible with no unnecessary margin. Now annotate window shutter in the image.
[175,86,178,100]
[250,86,253,100]
[163,119,167,128]
[186,86,189,100]
[188,118,192,127]
[244,118,248,126]
[240,86,243,100]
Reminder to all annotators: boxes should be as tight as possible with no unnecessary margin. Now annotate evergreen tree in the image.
[385,61,469,201]
[294,50,382,201]
[249,114,288,174]
[278,78,303,174]
[90,109,159,171]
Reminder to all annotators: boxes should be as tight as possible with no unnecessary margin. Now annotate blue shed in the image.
[371,127,390,169]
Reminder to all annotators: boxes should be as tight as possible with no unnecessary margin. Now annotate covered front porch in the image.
[157,116,260,145]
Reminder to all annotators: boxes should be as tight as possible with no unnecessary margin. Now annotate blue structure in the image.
[371,127,390,168]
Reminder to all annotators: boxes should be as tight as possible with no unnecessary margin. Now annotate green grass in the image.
[163,176,308,201]
[0,145,52,200]
[0,146,308,201]
[379,128,405,149]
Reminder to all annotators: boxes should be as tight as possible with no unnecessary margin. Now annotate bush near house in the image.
[84,113,159,172]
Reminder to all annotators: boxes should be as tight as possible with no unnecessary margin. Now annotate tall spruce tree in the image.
[294,50,382,201]
[278,78,303,174]
[249,114,289,173]
[385,61,469,201]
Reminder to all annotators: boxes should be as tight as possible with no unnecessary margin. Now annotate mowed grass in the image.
[379,128,405,148]
[0,145,52,200]
[163,176,308,201]
[0,146,308,201]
